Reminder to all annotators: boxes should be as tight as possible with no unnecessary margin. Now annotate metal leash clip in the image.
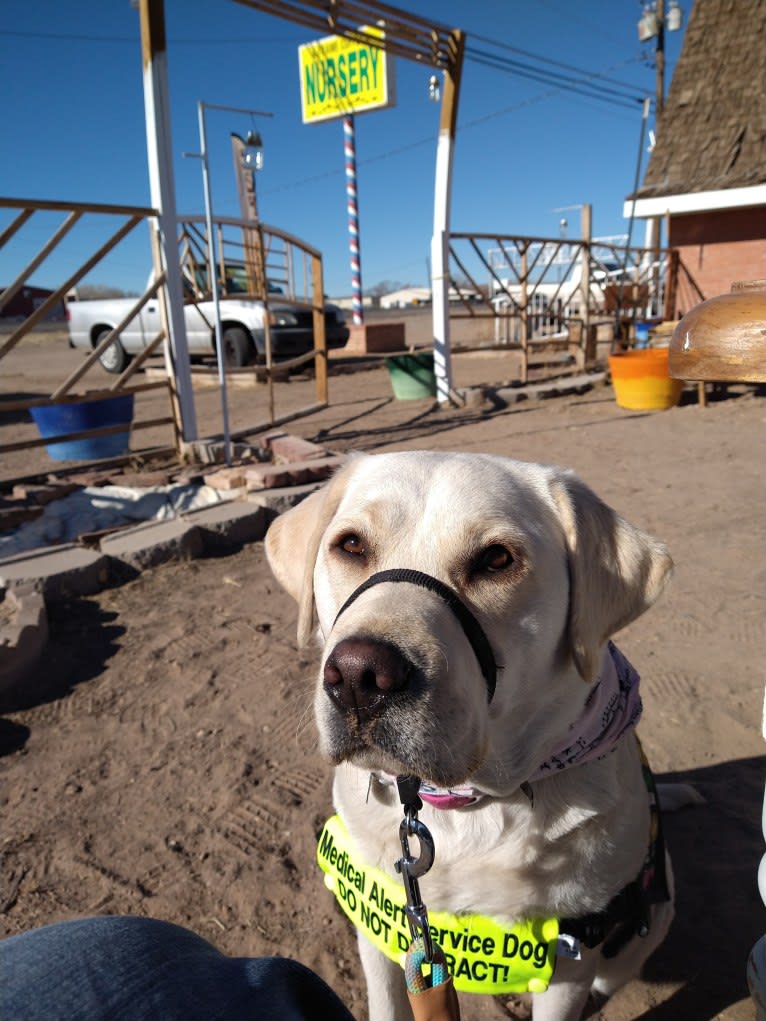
[394,774,436,963]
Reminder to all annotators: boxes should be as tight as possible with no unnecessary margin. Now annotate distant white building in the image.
[328,294,374,311]
[380,287,431,309]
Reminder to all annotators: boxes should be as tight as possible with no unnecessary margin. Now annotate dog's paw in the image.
[495,993,532,1019]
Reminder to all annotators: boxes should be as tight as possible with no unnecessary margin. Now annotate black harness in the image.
[333,568,498,703]
[560,744,671,957]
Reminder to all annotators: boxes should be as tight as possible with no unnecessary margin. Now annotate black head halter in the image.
[333,568,498,702]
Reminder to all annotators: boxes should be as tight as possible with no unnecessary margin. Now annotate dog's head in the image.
[266,451,671,794]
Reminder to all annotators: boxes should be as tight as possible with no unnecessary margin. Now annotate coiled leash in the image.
[395,775,461,1021]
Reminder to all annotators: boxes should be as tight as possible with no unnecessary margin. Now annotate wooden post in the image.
[312,253,328,406]
[231,132,265,299]
[580,203,594,363]
[664,249,679,321]
[150,228,184,452]
[519,244,529,384]
[139,0,198,446]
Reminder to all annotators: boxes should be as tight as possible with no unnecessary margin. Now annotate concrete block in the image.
[245,455,344,491]
[181,502,268,551]
[258,430,288,451]
[67,470,117,488]
[0,585,48,698]
[105,471,171,489]
[267,434,328,464]
[494,371,605,405]
[344,322,406,353]
[0,544,111,601]
[203,467,249,490]
[247,481,324,515]
[100,519,204,571]
[182,439,256,466]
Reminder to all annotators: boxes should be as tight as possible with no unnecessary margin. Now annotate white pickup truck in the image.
[66,269,349,374]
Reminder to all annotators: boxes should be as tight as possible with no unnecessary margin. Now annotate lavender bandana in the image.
[529,641,643,781]
[381,642,643,810]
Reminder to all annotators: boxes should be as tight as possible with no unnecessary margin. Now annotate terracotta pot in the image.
[608,348,683,411]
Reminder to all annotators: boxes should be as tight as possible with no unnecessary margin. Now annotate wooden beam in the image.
[233,0,457,68]
[51,275,166,398]
[0,197,156,217]
[0,381,169,414]
[0,208,33,249]
[0,212,83,314]
[312,252,328,405]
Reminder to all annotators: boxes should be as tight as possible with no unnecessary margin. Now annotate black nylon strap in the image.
[560,750,671,957]
[333,568,497,702]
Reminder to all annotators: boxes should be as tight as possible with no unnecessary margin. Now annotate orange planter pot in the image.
[608,348,684,411]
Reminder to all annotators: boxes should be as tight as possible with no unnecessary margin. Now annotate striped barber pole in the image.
[344,115,364,326]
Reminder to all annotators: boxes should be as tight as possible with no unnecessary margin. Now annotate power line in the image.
[466,31,645,92]
[465,46,648,112]
[0,29,296,45]
[466,53,644,112]
[264,67,646,198]
[4,25,652,196]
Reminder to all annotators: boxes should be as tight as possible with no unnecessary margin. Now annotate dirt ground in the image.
[1,345,765,1020]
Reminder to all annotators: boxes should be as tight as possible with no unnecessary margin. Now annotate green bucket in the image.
[385,353,436,400]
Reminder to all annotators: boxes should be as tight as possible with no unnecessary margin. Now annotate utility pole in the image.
[655,0,665,120]
[636,0,682,265]
[652,0,665,257]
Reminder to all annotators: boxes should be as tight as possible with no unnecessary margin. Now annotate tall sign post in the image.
[231,131,266,299]
[431,29,464,403]
[298,25,396,330]
[343,115,363,325]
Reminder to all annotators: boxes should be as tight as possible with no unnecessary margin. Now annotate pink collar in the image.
[376,643,642,811]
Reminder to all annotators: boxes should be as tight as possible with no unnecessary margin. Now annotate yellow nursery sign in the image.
[298,26,396,124]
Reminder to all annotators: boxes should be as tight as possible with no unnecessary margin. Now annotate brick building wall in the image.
[669,206,766,304]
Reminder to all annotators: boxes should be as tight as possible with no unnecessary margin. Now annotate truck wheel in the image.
[221,326,253,368]
[96,330,131,374]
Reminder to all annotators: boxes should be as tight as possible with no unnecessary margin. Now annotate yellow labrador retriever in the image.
[266,451,680,1021]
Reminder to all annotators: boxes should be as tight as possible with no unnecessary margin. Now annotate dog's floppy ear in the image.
[549,471,673,683]
[265,462,350,646]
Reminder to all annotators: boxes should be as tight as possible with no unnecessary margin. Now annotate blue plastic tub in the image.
[635,321,651,346]
[30,394,134,461]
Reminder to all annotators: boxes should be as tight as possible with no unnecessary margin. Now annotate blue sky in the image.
[1,1,686,298]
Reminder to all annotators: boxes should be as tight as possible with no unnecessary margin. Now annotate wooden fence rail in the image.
[444,232,707,382]
[0,198,180,470]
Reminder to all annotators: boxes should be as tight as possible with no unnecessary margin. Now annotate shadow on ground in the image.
[0,598,124,718]
[622,755,764,1019]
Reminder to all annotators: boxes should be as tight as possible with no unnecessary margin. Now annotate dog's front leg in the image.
[357,931,413,1021]
[531,945,599,1021]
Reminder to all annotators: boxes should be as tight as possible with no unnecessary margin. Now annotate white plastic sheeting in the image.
[0,483,235,558]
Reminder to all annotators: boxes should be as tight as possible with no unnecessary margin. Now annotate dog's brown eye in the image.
[339,533,366,556]
[475,544,513,573]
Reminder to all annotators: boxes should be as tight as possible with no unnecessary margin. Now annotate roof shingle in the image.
[636,0,766,198]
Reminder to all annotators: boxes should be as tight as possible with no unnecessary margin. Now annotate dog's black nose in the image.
[323,638,413,715]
